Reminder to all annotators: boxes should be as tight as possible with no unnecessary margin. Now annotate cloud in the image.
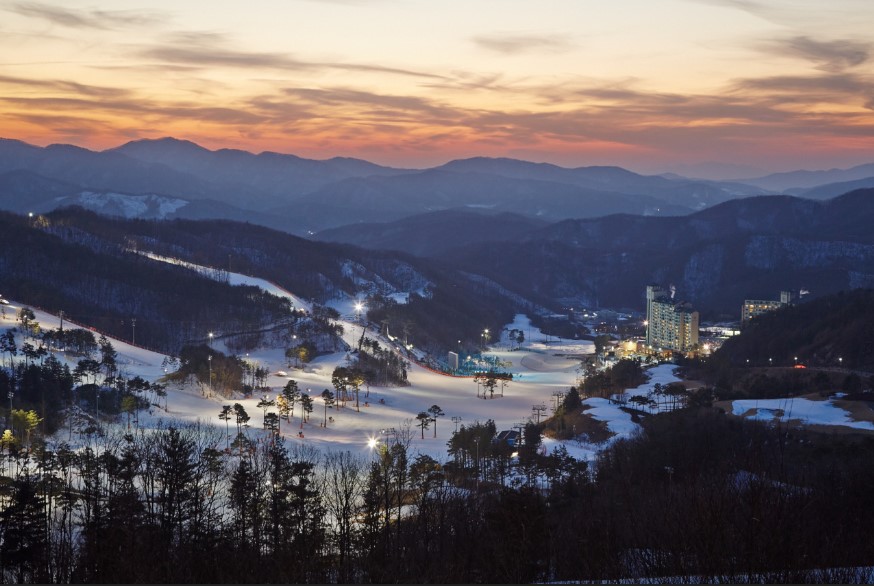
[0,95,270,126]
[282,87,458,119]
[472,33,573,55]
[138,33,446,79]
[759,36,869,72]
[0,74,132,98]
[732,72,872,101]
[10,1,165,29]
[684,0,874,35]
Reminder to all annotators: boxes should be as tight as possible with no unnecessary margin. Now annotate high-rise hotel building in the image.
[646,285,699,353]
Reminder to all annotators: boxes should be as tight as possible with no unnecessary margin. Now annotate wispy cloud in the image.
[282,87,459,119]
[10,1,165,29]
[0,95,270,125]
[472,32,573,55]
[137,32,446,80]
[758,36,869,72]
[731,72,872,103]
[0,74,132,97]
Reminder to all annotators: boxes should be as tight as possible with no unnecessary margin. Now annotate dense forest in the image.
[0,212,293,354]
[0,402,872,583]
[687,288,874,398]
[710,288,874,371]
[36,208,529,354]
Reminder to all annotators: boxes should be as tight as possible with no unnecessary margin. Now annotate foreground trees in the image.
[0,408,873,583]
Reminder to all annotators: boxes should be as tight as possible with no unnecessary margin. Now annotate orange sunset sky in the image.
[2,0,873,176]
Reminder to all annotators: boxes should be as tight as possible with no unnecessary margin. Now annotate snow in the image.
[584,398,639,438]
[16,256,864,469]
[731,397,874,430]
[61,192,189,219]
[1,296,584,461]
[140,251,311,311]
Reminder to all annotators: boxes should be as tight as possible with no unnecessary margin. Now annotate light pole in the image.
[452,415,463,433]
[208,354,213,397]
[839,357,843,368]
[208,331,214,348]
[481,328,489,352]
[354,301,365,349]
[474,437,480,492]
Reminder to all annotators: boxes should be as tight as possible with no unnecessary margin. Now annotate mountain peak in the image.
[112,136,210,155]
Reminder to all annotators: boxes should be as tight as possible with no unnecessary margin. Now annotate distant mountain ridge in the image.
[316,209,550,256]
[111,137,408,204]
[1,137,775,234]
[449,189,874,314]
[2,136,871,236]
[741,163,874,192]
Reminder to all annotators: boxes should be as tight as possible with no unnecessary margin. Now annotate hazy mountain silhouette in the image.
[315,209,550,256]
[741,163,874,192]
[4,136,865,237]
[112,137,409,205]
[797,176,874,200]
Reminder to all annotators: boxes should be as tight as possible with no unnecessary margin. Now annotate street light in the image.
[354,302,366,349]
[474,437,480,492]
[208,354,213,396]
[452,415,463,433]
[208,332,214,347]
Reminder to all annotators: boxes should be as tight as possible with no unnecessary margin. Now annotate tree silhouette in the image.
[416,411,431,439]
[257,395,275,428]
[321,389,335,427]
[427,405,444,438]
[218,405,232,449]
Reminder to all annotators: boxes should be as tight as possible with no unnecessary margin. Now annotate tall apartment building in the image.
[646,285,700,353]
[741,290,794,326]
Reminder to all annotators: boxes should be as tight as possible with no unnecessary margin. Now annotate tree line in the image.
[2,401,872,583]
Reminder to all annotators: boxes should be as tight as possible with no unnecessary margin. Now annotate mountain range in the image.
[16,136,874,234]
[3,137,872,236]
[443,189,874,316]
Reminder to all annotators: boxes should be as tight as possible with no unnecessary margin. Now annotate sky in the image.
[2,0,873,176]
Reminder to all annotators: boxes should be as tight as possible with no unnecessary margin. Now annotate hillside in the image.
[0,211,294,352]
[33,208,536,354]
[710,288,874,371]
[315,209,550,256]
[450,190,874,314]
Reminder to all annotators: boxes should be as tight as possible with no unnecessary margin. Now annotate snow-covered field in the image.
[1,294,592,461]
[731,397,874,430]
[8,259,869,466]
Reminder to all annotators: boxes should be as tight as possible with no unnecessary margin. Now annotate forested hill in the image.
[21,209,532,354]
[0,211,293,353]
[450,189,874,315]
[710,288,874,371]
